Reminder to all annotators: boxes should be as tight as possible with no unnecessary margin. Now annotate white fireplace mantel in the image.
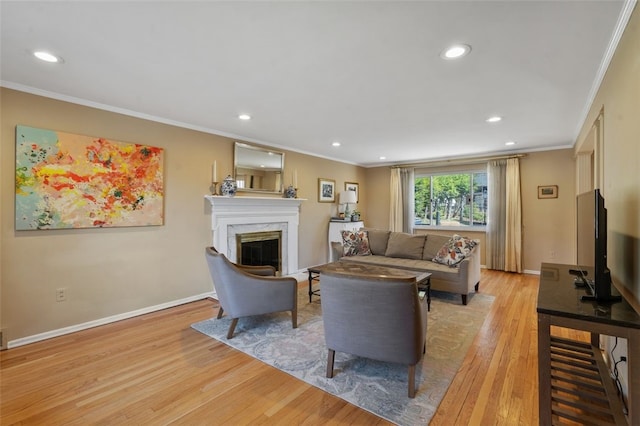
[205,195,305,275]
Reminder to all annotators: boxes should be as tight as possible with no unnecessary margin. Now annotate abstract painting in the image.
[16,125,164,230]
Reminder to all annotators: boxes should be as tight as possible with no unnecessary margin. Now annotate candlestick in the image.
[212,161,217,183]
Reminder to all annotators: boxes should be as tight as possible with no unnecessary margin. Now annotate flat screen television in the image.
[576,189,621,303]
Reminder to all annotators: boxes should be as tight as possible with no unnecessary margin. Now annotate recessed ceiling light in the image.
[440,44,471,60]
[33,50,63,63]
[379,156,386,160]
[505,141,516,146]
[486,116,502,123]
[332,142,341,147]
[238,114,251,120]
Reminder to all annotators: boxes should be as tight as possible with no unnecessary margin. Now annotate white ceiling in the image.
[0,1,632,167]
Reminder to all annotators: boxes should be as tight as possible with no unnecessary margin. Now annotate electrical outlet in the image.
[550,250,556,259]
[56,288,67,302]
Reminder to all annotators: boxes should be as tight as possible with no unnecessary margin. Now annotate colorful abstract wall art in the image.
[15,125,164,230]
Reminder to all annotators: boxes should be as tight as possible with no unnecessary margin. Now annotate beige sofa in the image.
[331,229,481,305]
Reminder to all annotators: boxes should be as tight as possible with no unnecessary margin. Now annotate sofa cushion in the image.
[422,234,451,260]
[341,230,372,257]
[384,232,426,259]
[363,228,391,255]
[432,234,479,266]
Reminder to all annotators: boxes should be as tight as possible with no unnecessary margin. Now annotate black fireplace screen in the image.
[236,231,282,274]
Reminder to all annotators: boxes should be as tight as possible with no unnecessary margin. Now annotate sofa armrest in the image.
[456,245,481,292]
[331,241,344,262]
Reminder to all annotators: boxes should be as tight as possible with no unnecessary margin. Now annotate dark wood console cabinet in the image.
[537,263,640,425]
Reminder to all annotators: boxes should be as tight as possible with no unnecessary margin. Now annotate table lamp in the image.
[340,190,357,219]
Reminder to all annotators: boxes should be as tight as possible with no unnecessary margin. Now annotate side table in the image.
[537,263,640,425]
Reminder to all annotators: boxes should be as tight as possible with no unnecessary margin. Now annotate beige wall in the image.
[0,88,363,345]
[363,166,391,230]
[364,150,577,272]
[1,89,225,344]
[521,150,576,270]
[575,4,639,303]
[283,150,366,268]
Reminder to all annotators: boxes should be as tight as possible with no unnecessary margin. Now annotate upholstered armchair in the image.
[320,270,428,398]
[204,247,298,339]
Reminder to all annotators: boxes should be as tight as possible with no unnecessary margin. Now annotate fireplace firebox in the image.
[236,231,282,274]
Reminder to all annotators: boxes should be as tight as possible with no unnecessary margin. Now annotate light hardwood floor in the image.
[1,270,588,425]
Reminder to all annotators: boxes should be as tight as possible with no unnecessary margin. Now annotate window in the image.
[414,171,487,228]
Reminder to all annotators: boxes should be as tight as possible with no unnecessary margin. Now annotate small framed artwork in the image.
[318,178,336,203]
[538,185,558,199]
[344,182,359,202]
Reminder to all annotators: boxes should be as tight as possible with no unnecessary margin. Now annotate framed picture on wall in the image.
[15,125,164,230]
[538,185,558,199]
[344,182,359,202]
[318,178,336,203]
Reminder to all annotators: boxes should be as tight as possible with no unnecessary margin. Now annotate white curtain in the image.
[389,168,414,233]
[505,158,522,272]
[486,158,522,272]
[486,160,506,269]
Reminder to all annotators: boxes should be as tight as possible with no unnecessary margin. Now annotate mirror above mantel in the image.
[234,142,284,194]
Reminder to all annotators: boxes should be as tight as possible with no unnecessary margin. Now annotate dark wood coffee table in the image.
[307,261,431,310]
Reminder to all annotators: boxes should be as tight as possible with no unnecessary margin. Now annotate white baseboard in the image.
[524,269,541,275]
[7,292,215,349]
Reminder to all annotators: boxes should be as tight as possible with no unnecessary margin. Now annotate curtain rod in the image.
[390,153,527,169]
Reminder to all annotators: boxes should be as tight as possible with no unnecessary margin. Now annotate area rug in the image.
[191,287,494,425]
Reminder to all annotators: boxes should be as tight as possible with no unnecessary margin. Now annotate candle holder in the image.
[210,181,219,196]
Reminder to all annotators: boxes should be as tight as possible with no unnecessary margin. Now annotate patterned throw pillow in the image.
[341,230,372,257]
[432,234,478,267]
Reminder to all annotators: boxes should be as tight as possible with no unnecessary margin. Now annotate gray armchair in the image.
[204,247,298,339]
[320,270,428,398]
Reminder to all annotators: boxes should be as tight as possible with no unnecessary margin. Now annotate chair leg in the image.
[292,307,298,329]
[408,364,416,398]
[461,294,468,305]
[226,318,239,339]
[326,349,335,378]
[292,287,298,329]
[216,307,224,319]
[475,281,480,292]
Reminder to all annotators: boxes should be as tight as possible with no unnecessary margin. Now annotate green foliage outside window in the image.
[414,172,487,227]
